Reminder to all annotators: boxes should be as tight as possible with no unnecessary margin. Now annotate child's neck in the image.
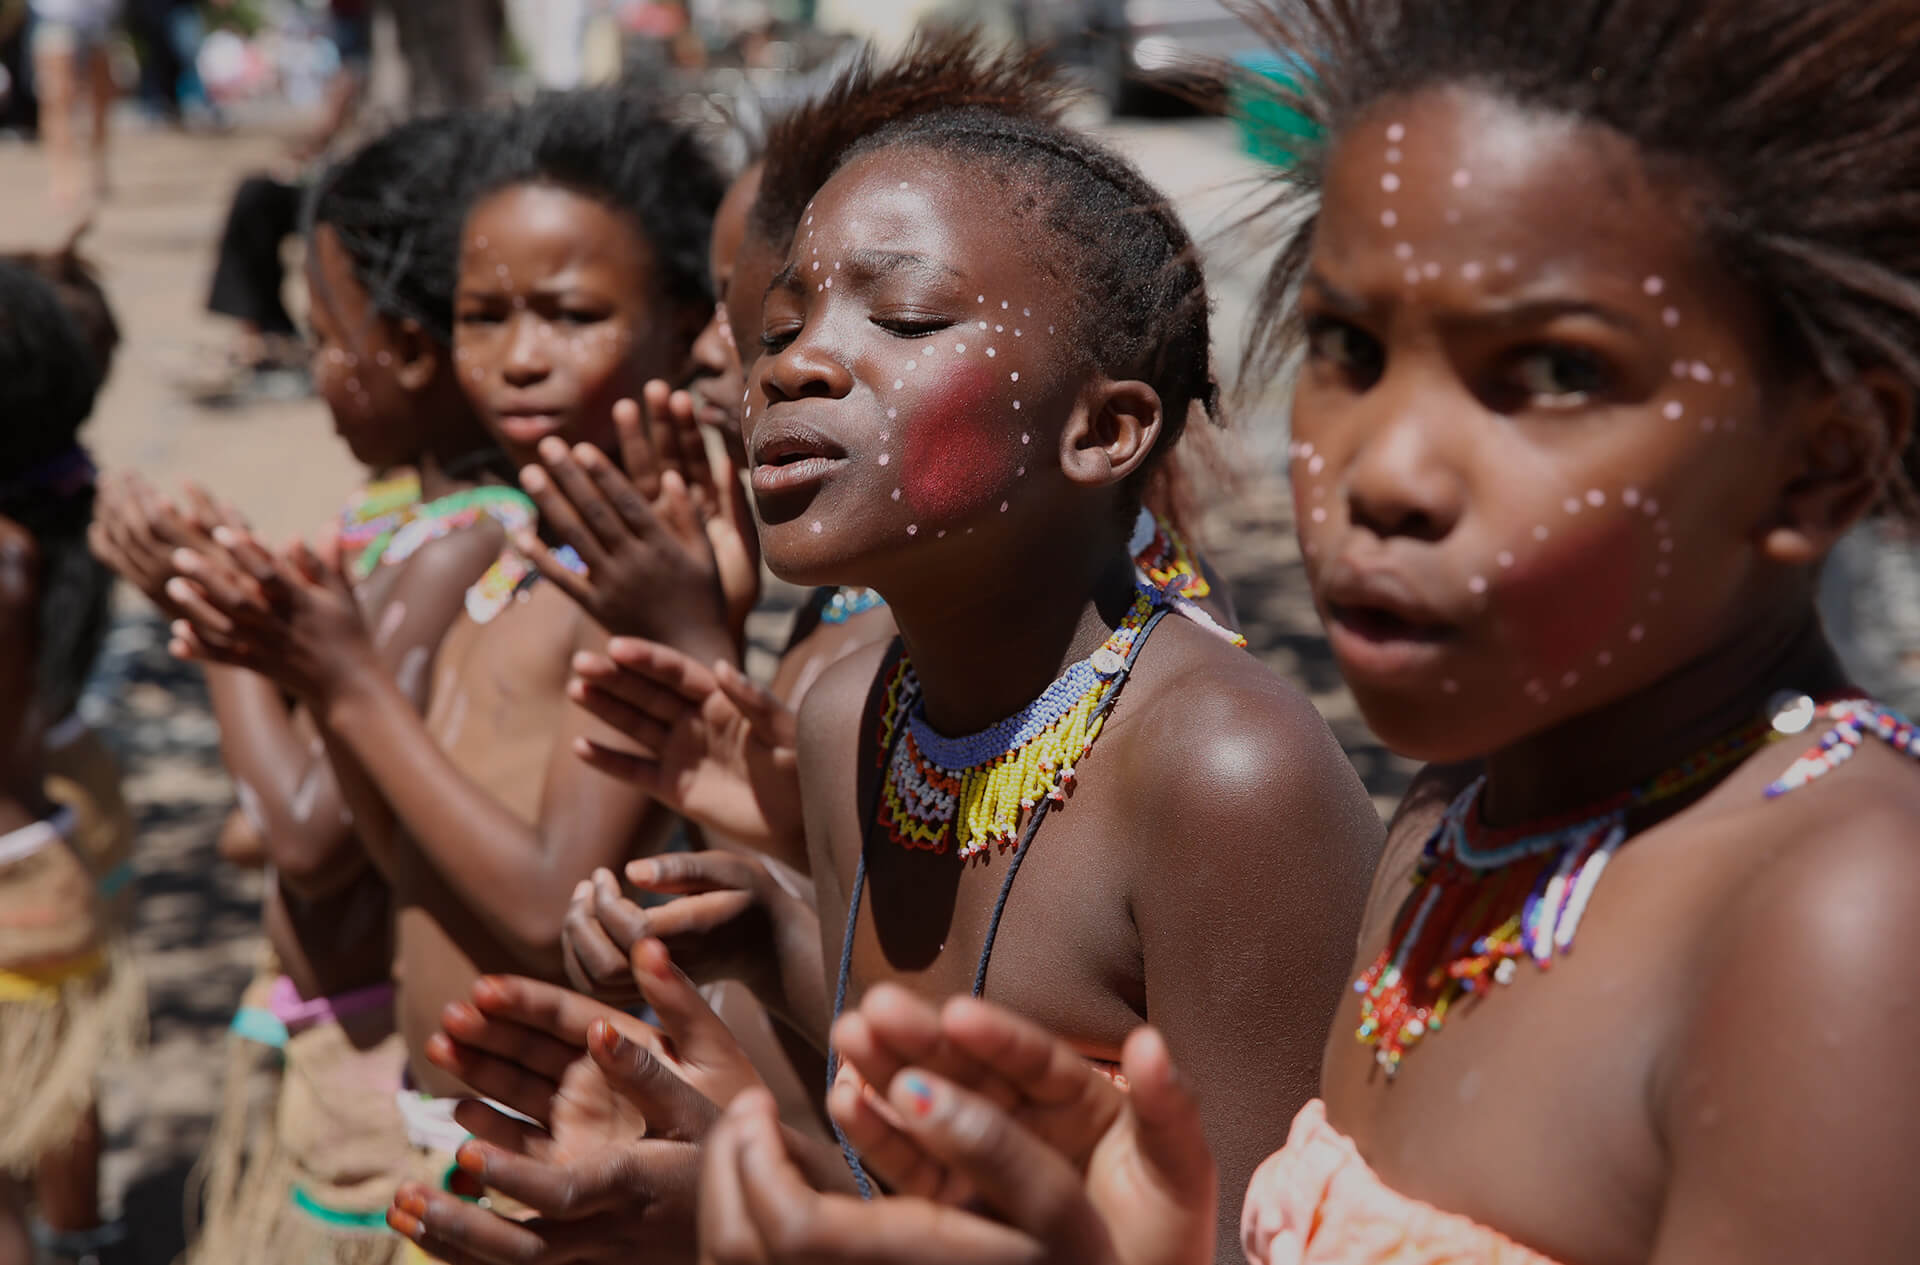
[414,429,503,502]
[887,545,1142,737]
[1479,604,1849,825]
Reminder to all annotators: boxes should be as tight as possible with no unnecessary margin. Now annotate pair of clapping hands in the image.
[397,881,1215,1265]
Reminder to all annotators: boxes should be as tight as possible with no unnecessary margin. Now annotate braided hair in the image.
[1242,0,1920,518]
[844,109,1219,476]
[305,111,494,347]
[0,262,110,724]
[474,83,725,317]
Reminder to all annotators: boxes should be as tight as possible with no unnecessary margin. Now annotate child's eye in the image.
[1305,315,1384,387]
[1511,345,1611,405]
[872,316,950,340]
[458,308,504,326]
[760,324,799,353]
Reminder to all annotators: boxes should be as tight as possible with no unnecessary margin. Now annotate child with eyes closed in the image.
[692,2,1920,1263]
[164,83,730,1177]
[558,36,1246,1018]
[94,111,541,1265]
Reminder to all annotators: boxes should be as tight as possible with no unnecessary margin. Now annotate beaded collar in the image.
[337,472,422,572]
[820,586,885,625]
[464,543,586,625]
[1355,693,1918,1076]
[876,583,1162,861]
[350,485,535,582]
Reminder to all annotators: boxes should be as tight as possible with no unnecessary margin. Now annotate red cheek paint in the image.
[899,360,1023,521]
[1495,510,1643,679]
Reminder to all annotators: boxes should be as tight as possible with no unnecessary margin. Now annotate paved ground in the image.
[7,105,1912,1260]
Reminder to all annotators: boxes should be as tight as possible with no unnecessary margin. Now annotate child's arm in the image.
[170,531,675,968]
[1122,664,1384,1264]
[1648,797,1920,1265]
[187,527,497,893]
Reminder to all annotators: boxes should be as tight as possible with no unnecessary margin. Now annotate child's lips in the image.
[749,418,848,497]
[750,455,844,497]
[496,410,566,446]
[1320,563,1462,681]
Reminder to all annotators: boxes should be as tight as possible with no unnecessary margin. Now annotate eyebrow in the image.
[1304,272,1642,333]
[843,249,963,281]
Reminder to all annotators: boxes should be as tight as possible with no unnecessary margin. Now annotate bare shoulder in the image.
[1113,615,1384,873]
[389,515,505,602]
[795,634,895,774]
[1652,754,1920,1262]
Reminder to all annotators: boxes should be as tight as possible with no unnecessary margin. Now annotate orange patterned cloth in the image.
[1242,1100,1563,1265]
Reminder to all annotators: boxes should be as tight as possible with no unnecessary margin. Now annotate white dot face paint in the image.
[810,521,823,534]
[1386,122,1406,142]
[1382,172,1402,193]
[374,601,408,649]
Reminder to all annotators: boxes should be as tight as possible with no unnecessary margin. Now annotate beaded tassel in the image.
[877,586,1158,860]
[822,586,886,625]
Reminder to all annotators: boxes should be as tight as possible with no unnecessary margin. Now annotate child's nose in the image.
[502,318,550,386]
[1343,408,1467,544]
[763,333,852,402]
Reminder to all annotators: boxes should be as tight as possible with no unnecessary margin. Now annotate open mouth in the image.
[1326,602,1455,645]
[750,423,848,497]
[495,410,567,447]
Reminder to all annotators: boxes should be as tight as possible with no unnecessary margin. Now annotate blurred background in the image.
[0,3,1909,1258]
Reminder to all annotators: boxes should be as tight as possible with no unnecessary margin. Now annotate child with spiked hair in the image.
[696,1,1920,1262]
[379,38,1380,1265]
[0,259,140,1265]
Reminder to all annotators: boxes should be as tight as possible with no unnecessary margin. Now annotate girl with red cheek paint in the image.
[734,103,1382,1265]
[722,7,1920,1265]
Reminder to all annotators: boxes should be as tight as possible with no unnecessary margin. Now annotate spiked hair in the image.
[1242,0,1920,516]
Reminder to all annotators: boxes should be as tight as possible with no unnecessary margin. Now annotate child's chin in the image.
[1347,680,1502,766]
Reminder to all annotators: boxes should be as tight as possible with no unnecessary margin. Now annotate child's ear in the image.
[1060,379,1164,490]
[1764,367,1915,565]
[392,318,442,393]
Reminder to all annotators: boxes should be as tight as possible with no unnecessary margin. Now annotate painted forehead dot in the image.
[1017,466,1026,476]
[1311,506,1327,523]
[1021,432,1031,443]
[1015,328,1023,337]
[1533,524,1550,541]
[1395,242,1413,260]
[891,488,901,500]
[1001,300,1009,310]
[1468,575,1487,594]
[888,408,898,419]
[879,453,891,465]
[1023,308,1031,317]
[1563,496,1581,515]
[906,359,917,370]
[1421,261,1441,280]
[1497,549,1515,567]
[475,235,488,248]
[1498,255,1517,272]
[1452,169,1472,189]
[1307,453,1325,475]
[1386,147,1402,164]
[1462,261,1482,281]
[907,524,918,535]
[894,378,904,389]
[810,520,822,533]
[955,342,967,353]
[1643,276,1664,296]
[987,348,997,358]
[978,295,986,303]
[1013,400,1021,410]
[1663,400,1684,420]
[978,321,988,330]
[1387,122,1406,142]
[1010,371,1019,382]
[899,181,909,189]
[1662,307,1680,327]
[1585,488,1606,507]
[1381,172,1401,193]
[995,324,1004,332]
[1381,210,1398,228]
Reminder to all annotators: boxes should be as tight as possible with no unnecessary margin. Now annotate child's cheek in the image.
[898,360,1025,521]
[1492,509,1642,680]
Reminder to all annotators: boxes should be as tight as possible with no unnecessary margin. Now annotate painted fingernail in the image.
[898,1073,938,1119]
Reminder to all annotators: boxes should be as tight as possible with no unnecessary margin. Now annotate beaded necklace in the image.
[464,543,586,625]
[349,485,536,582]
[820,586,885,625]
[338,472,422,570]
[875,583,1162,862]
[1355,693,1918,1076]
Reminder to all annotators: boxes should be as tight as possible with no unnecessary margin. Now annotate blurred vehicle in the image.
[1022,0,1250,114]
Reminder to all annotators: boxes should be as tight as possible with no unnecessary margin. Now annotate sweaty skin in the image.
[752,145,1383,1260]
[1298,87,1920,1265]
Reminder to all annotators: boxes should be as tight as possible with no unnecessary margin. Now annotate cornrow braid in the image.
[305,112,492,347]
[846,109,1219,477]
[751,27,1075,256]
[1239,0,1920,519]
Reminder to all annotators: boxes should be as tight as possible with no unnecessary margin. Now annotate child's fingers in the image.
[585,1018,719,1142]
[449,1102,548,1159]
[211,526,288,603]
[566,677,669,752]
[628,937,742,1069]
[943,994,1125,1113]
[171,546,266,613]
[421,1039,561,1131]
[439,998,581,1085]
[590,867,652,951]
[667,388,719,518]
[576,442,667,544]
[827,1066,967,1202]
[569,738,663,789]
[626,849,760,896]
[884,1070,1110,1250]
[570,649,686,725]
[164,577,238,638]
[562,876,642,999]
[1116,1026,1216,1209]
[854,985,1010,1111]
[517,460,608,574]
[604,636,717,704]
[513,529,596,612]
[389,1187,536,1265]
[712,660,797,749]
[614,391,664,501]
[641,380,680,495]
[700,1095,768,1263]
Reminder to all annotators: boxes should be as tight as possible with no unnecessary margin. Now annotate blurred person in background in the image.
[0,0,40,136]
[28,0,120,214]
